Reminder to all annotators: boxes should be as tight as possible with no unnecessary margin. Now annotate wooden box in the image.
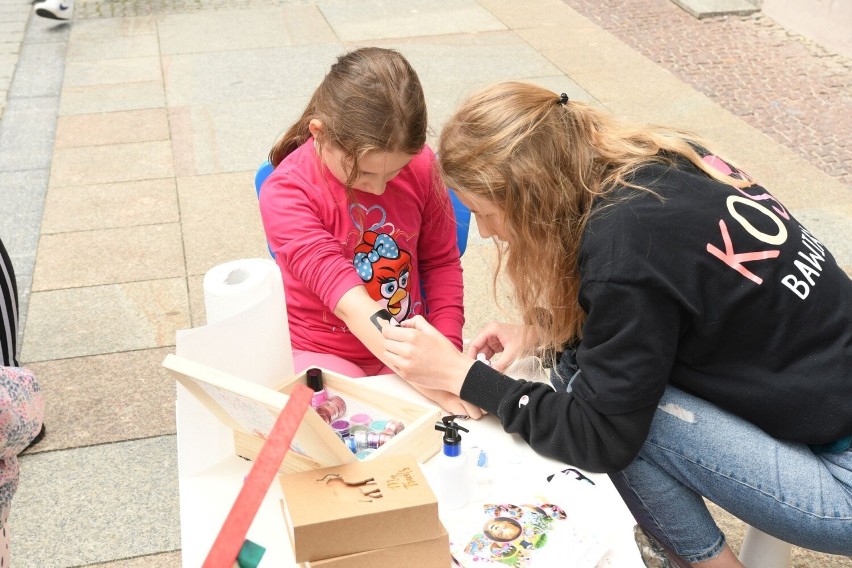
[162,353,442,474]
[280,454,445,563]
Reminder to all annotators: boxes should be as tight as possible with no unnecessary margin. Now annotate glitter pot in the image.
[369,419,388,432]
[342,435,358,454]
[349,413,372,428]
[353,429,370,451]
[349,423,369,436]
[331,419,350,438]
[366,431,393,449]
[383,420,405,435]
[315,395,346,424]
[356,449,374,460]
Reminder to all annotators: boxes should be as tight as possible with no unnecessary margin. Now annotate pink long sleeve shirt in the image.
[259,139,464,371]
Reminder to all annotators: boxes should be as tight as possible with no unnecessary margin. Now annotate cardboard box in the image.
[163,354,442,474]
[300,525,449,568]
[280,454,444,562]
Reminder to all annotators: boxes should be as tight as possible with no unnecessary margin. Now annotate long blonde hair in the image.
[438,81,748,358]
[269,47,428,187]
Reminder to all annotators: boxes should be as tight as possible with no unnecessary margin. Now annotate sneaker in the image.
[634,525,672,568]
[34,0,73,20]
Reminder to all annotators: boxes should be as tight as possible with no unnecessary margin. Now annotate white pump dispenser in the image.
[432,415,472,510]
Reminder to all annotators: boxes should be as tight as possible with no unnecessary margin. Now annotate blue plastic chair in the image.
[254,160,470,257]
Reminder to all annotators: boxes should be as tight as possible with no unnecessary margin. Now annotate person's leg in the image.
[0,238,19,368]
[292,350,368,378]
[610,386,852,564]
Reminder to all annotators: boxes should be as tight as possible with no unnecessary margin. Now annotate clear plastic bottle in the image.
[432,415,472,510]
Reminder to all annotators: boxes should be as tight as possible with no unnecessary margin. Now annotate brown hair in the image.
[268,47,428,188]
[438,82,748,360]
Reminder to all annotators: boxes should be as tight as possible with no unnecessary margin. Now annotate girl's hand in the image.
[382,315,473,395]
[409,383,485,420]
[466,321,531,372]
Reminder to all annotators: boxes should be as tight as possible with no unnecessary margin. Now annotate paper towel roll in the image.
[178,257,294,388]
[203,258,279,325]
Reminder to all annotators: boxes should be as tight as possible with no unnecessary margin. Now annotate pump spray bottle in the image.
[433,415,471,510]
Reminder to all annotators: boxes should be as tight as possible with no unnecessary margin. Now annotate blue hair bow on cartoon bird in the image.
[353,233,400,281]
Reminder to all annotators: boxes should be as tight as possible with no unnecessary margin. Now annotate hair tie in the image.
[558,93,569,105]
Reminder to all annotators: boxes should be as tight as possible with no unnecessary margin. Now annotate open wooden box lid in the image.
[162,353,442,473]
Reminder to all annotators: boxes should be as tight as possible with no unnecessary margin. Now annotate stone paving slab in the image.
[49,139,175,187]
[156,6,336,55]
[11,436,180,567]
[67,32,160,60]
[55,108,170,148]
[32,223,185,290]
[22,347,177,454]
[8,40,66,98]
[318,0,506,41]
[168,98,302,177]
[177,172,269,276]
[40,178,179,234]
[0,169,49,272]
[0,95,59,172]
[20,278,190,362]
[59,80,165,115]
[477,0,597,30]
[68,14,157,37]
[64,55,162,88]
[161,44,343,106]
[671,0,758,19]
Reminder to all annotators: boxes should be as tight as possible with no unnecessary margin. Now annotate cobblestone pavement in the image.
[562,0,852,188]
[74,0,852,188]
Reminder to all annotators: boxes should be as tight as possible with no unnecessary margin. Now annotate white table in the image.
[175,372,644,567]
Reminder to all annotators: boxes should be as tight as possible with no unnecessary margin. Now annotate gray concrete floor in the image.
[0,0,849,566]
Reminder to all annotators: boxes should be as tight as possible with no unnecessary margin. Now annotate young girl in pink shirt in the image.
[259,47,479,418]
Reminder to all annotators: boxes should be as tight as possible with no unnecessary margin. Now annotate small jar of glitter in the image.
[349,423,369,436]
[383,420,405,435]
[315,395,346,424]
[349,413,372,428]
[353,428,370,451]
[331,419,350,438]
[342,435,358,454]
[366,431,393,450]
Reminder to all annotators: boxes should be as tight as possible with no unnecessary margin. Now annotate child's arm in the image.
[333,286,395,361]
[334,287,484,418]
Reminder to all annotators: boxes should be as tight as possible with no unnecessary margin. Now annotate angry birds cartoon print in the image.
[353,231,413,323]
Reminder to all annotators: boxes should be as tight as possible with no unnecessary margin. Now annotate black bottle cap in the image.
[306,368,323,392]
[435,415,469,446]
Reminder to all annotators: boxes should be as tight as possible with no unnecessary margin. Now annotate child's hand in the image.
[411,384,485,420]
[382,315,474,395]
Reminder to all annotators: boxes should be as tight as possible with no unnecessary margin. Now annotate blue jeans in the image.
[606,386,852,563]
